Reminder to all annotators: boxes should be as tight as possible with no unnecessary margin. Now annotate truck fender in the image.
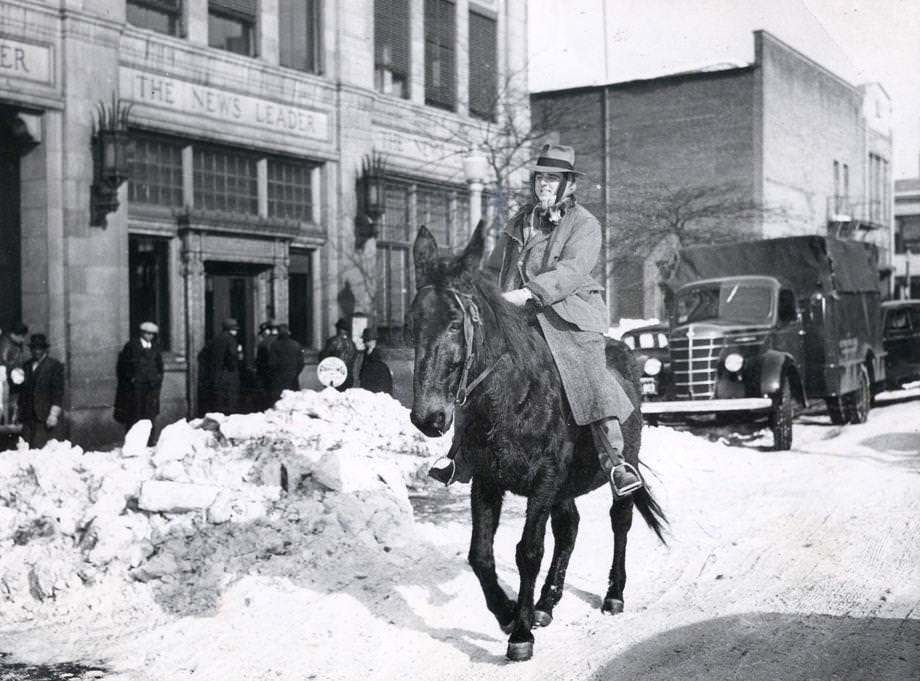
[757,350,806,406]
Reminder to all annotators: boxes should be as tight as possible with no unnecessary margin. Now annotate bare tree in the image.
[607,181,783,262]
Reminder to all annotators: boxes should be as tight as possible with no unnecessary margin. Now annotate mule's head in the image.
[406,221,486,437]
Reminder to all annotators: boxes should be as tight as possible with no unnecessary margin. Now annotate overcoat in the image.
[114,337,164,426]
[268,335,305,401]
[20,355,65,424]
[485,201,633,425]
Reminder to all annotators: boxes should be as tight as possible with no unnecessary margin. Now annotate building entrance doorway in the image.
[0,110,23,330]
[204,262,268,369]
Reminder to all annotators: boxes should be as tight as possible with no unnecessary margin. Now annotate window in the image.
[208,0,256,56]
[129,134,184,207]
[468,10,497,120]
[279,0,322,73]
[127,0,181,35]
[375,0,410,99]
[416,186,451,248]
[268,159,313,221]
[129,235,171,350]
[193,145,258,214]
[425,0,456,110]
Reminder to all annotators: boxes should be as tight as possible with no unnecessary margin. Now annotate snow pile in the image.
[0,388,448,625]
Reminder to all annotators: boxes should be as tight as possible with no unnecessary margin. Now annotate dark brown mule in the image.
[406,222,668,662]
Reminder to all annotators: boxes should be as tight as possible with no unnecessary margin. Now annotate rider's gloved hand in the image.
[502,288,533,307]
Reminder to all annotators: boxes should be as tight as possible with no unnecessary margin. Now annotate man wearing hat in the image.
[204,317,242,414]
[428,143,642,498]
[267,324,305,404]
[114,321,164,440]
[19,333,65,449]
[319,318,357,391]
[356,327,393,395]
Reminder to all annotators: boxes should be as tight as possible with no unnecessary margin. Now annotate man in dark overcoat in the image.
[319,318,357,391]
[429,144,642,496]
[206,317,241,414]
[114,321,164,439]
[254,320,277,410]
[19,334,65,449]
[267,324,304,404]
[0,321,29,426]
[356,327,393,395]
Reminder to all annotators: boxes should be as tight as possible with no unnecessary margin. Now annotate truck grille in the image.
[670,334,724,399]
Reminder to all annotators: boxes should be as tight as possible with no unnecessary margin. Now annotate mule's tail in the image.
[633,486,668,545]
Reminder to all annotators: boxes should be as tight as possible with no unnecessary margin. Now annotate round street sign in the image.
[316,356,348,388]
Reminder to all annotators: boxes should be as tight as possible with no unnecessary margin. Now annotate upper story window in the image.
[279,0,322,74]
[208,0,256,56]
[127,0,181,36]
[268,159,314,221]
[193,145,258,214]
[468,10,497,120]
[129,134,184,207]
[374,0,410,99]
[425,0,456,110]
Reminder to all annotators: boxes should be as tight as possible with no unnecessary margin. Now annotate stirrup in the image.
[611,462,643,497]
[428,457,456,486]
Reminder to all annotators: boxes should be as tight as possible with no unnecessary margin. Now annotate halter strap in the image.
[444,288,508,406]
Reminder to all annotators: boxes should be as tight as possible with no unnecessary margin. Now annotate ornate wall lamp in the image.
[90,96,133,227]
[355,152,387,248]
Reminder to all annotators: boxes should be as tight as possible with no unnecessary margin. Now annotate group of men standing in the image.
[318,318,393,395]
[0,322,65,449]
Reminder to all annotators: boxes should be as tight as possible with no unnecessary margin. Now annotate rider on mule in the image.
[429,143,643,497]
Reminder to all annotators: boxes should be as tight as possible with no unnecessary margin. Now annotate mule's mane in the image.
[424,255,548,373]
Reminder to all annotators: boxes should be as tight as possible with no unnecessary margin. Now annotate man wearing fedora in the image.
[114,321,165,440]
[19,333,65,449]
[428,143,643,498]
[205,317,242,414]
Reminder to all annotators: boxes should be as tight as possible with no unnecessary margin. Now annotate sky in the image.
[528,0,920,179]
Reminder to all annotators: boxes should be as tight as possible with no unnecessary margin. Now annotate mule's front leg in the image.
[468,479,516,631]
[506,493,553,661]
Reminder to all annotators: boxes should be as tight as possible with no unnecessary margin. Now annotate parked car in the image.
[620,323,671,402]
[881,299,920,388]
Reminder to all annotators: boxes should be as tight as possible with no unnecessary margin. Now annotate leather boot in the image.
[591,417,642,497]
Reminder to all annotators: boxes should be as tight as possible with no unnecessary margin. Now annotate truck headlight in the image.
[644,357,662,376]
[724,353,744,373]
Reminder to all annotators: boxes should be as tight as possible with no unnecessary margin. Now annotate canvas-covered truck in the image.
[640,235,886,450]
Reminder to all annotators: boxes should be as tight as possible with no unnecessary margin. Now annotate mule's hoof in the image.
[500,619,515,635]
[533,610,553,628]
[601,598,624,615]
[506,640,534,662]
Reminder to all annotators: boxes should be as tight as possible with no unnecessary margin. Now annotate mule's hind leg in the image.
[468,478,516,631]
[534,498,579,627]
[602,495,634,615]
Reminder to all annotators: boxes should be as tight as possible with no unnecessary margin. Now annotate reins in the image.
[420,284,508,406]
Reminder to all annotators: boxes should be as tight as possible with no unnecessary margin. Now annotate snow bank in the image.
[0,388,449,625]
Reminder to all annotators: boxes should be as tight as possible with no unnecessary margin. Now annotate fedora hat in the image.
[527,143,584,175]
[222,317,240,331]
[28,333,50,349]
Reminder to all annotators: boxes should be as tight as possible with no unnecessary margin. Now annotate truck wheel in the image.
[825,397,846,425]
[844,365,870,424]
[770,375,793,451]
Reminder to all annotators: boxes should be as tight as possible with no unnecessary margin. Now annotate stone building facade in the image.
[0,0,528,447]
[531,31,894,320]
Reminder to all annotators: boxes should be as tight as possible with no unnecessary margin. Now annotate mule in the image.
[406,222,668,662]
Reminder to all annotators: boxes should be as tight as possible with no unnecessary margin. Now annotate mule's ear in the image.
[413,225,439,286]
[459,219,486,272]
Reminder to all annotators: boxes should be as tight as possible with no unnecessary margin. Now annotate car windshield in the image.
[676,281,774,325]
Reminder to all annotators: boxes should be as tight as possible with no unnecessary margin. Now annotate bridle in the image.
[419,285,508,406]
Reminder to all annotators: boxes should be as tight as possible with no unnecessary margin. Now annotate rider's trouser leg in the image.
[590,417,642,497]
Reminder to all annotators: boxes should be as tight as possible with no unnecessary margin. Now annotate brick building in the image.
[0,0,528,446]
[531,31,893,320]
